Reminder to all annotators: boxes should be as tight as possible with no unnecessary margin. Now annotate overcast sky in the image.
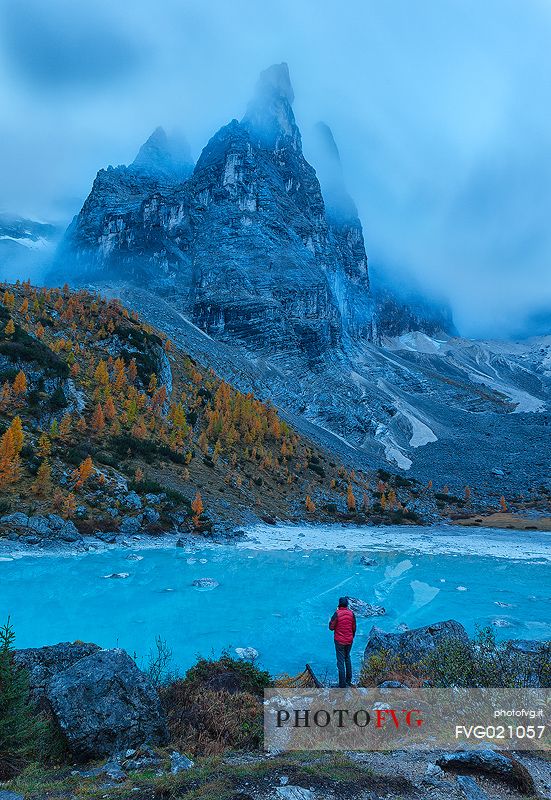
[1,0,550,337]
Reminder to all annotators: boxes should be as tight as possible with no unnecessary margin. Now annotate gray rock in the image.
[359,556,377,567]
[103,761,127,783]
[22,535,42,545]
[170,750,194,773]
[364,619,469,666]
[276,788,313,800]
[192,577,219,590]
[96,532,118,544]
[508,638,550,655]
[143,507,160,524]
[378,680,408,689]
[235,647,259,661]
[347,597,385,617]
[145,493,166,505]
[59,527,82,543]
[120,517,142,535]
[0,512,32,528]
[425,763,443,779]
[47,648,168,761]
[456,775,489,800]
[122,491,142,510]
[15,641,101,703]
[0,513,80,542]
[437,750,535,793]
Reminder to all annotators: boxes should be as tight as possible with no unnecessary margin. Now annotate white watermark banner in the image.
[264,688,550,751]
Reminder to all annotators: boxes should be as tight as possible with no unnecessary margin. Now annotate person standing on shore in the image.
[329,596,356,687]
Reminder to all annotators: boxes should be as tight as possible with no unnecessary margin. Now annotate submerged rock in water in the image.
[347,597,385,617]
[235,647,259,661]
[192,577,219,590]
[359,556,377,567]
[103,572,130,579]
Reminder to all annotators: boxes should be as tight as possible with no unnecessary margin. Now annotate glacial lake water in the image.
[1,524,550,682]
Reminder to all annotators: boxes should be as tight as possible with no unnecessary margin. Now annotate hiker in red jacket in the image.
[329,596,357,687]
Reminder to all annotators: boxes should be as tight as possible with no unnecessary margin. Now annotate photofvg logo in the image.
[263,688,550,751]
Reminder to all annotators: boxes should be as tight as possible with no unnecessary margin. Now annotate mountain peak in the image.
[257,62,294,104]
[242,62,300,150]
[132,127,192,179]
[309,121,358,223]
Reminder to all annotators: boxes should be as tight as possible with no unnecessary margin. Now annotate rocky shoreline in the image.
[2,622,549,800]
[1,515,550,562]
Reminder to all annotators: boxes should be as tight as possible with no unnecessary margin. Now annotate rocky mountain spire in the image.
[310,122,359,223]
[241,62,301,151]
[133,126,193,180]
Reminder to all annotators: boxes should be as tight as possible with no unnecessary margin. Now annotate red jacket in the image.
[329,606,356,645]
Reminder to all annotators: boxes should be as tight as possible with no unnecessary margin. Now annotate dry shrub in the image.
[359,650,426,688]
[160,681,262,756]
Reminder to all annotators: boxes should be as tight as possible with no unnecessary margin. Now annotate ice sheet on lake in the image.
[240,523,551,562]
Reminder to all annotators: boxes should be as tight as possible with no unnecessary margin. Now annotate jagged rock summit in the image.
[54,64,549,485]
[58,62,376,358]
[132,126,193,180]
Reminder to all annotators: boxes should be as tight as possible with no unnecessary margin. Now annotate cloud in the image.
[1,0,147,93]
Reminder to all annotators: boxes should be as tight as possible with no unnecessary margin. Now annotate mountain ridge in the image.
[51,64,550,492]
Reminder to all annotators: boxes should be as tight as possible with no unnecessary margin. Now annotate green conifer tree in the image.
[0,618,44,778]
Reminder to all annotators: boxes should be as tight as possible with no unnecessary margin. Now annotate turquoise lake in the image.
[1,524,550,682]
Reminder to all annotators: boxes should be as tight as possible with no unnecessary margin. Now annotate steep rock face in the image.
[61,127,193,284]
[309,121,373,340]
[45,648,168,760]
[59,63,375,361]
[372,284,457,340]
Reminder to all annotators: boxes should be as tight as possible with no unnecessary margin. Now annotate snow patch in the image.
[0,235,51,251]
[374,423,412,470]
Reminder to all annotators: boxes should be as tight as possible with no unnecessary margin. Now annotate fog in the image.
[1,0,550,338]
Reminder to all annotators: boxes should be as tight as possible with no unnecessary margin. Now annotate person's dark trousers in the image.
[335,642,352,687]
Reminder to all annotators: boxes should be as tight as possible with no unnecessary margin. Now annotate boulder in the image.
[276,788,313,800]
[143,507,160,524]
[145,493,166,505]
[347,597,385,617]
[15,641,101,703]
[170,750,194,773]
[364,619,469,666]
[47,648,168,761]
[359,556,377,566]
[120,517,142,535]
[122,491,142,510]
[456,776,489,800]
[95,532,118,544]
[192,577,219,590]
[235,647,259,661]
[436,751,535,793]
[507,638,551,687]
[0,513,80,542]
